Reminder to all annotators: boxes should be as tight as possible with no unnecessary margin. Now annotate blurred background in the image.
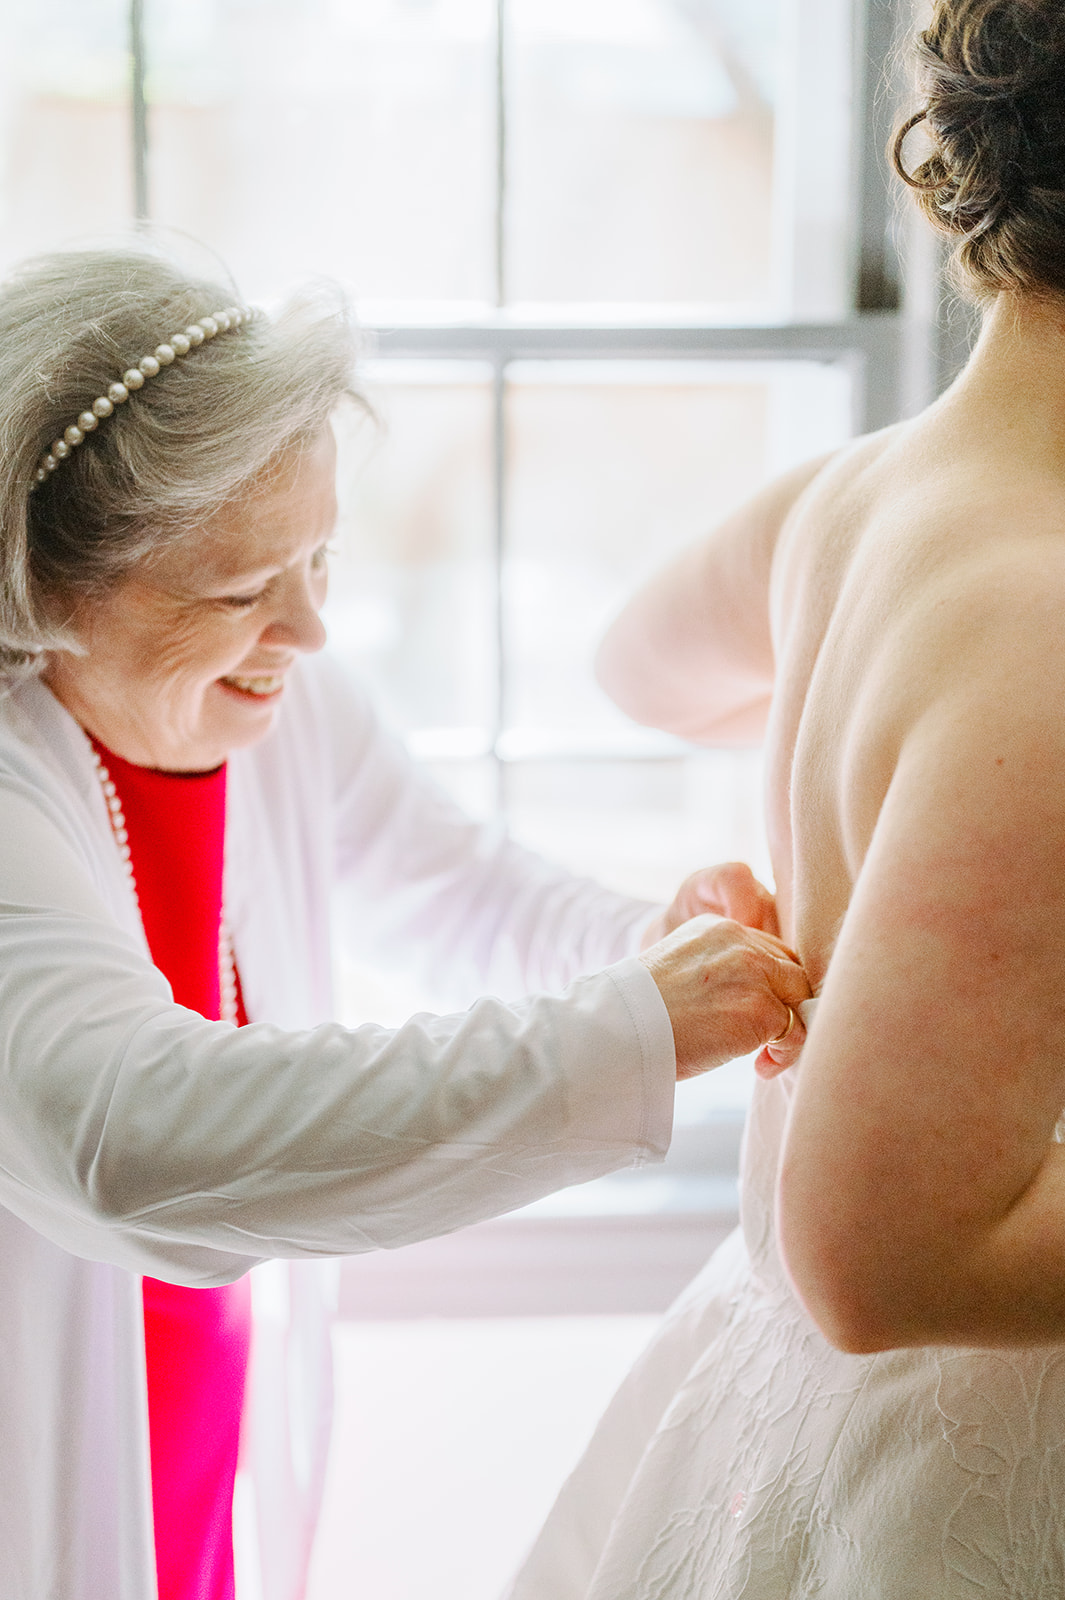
[0,2,961,1594]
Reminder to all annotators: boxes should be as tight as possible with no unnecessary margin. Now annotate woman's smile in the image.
[43,430,337,770]
[218,673,287,698]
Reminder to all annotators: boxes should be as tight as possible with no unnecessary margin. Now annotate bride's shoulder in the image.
[805,411,1065,612]
[787,421,911,508]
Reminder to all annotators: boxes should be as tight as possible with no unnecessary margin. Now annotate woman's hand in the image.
[639,914,811,1081]
[642,861,781,949]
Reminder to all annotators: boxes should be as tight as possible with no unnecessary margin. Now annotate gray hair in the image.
[0,245,365,676]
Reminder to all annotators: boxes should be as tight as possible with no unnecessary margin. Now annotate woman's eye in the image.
[311,543,336,571]
[221,591,265,610]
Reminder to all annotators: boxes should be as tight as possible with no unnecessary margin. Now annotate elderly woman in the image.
[0,247,810,1600]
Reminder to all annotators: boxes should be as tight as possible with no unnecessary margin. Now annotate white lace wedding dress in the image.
[508,1047,1065,1599]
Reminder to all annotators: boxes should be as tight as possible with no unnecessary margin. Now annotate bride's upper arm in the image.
[778,568,1065,1352]
[595,453,833,742]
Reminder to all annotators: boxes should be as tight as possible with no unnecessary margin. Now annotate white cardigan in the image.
[0,655,674,1600]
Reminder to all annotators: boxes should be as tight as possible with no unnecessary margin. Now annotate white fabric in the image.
[509,1015,1065,1600]
[0,656,675,1600]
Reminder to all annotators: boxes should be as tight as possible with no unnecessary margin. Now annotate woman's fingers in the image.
[755,1007,805,1078]
[747,949,810,1075]
[647,861,782,948]
[639,915,811,1080]
[695,862,781,937]
[757,989,822,1076]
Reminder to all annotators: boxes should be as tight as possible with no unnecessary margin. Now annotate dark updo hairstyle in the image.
[893,0,1065,301]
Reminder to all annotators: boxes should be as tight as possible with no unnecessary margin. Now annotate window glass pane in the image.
[502,359,852,749]
[502,754,771,907]
[774,0,856,319]
[325,362,497,738]
[502,754,770,1147]
[0,0,133,270]
[506,0,781,307]
[147,0,496,303]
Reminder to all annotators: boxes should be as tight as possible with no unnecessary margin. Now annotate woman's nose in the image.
[263,576,327,654]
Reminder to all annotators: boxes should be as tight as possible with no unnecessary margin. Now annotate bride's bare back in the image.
[599,287,1065,1354]
[507,12,1065,1594]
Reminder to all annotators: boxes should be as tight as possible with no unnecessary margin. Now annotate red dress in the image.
[94,741,253,1600]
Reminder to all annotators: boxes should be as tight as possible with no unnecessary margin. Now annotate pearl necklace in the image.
[89,744,239,1026]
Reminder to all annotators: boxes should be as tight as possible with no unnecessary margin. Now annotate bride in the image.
[509,1,1065,1594]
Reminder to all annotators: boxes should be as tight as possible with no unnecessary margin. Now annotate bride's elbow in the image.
[777,1181,912,1355]
[780,1251,898,1355]
[791,1282,901,1356]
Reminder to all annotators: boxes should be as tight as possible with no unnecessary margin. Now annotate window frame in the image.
[118,0,967,1314]
[343,0,950,1312]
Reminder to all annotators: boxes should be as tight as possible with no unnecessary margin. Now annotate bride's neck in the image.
[940,292,1065,463]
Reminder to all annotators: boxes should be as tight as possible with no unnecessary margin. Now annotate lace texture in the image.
[508,1075,1065,1599]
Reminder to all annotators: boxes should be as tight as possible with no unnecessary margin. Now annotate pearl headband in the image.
[33,305,250,490]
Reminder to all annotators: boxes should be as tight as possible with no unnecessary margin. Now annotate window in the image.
[0,0,955,1281]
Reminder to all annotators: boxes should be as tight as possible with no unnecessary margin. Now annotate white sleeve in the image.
[321,664,659,1004]
[0,787,674,1286]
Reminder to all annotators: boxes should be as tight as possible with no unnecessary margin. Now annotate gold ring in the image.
[770,1008,796,1046]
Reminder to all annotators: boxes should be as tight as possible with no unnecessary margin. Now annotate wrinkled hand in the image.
[639,913,811,1081]
[641,861,780,950]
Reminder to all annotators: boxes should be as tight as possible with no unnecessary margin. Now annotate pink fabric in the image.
[94,741,252,1600]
